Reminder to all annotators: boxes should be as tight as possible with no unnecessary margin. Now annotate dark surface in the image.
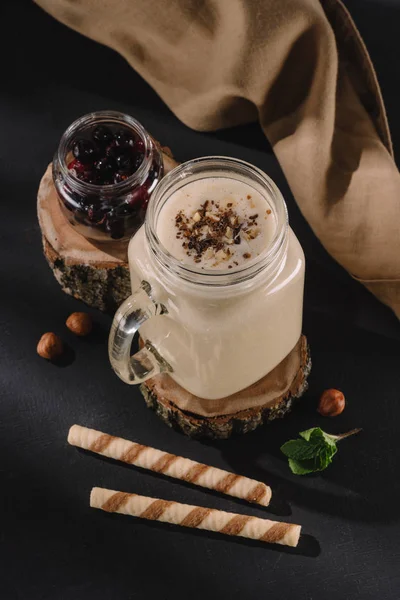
[1,1,400,599]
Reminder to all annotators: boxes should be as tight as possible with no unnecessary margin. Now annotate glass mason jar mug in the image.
[109,157,305,400]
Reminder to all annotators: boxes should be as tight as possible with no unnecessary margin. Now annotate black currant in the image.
[132,152,144,172]
[94,157,116,183]
[72,139,97,164]
[133,138,145,153]
[115,151,135,173]
[85,203,105,223]
[114,129,135,148]
[92,125,113,148]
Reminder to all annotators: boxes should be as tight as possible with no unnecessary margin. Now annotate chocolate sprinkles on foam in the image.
[174,198,271,267]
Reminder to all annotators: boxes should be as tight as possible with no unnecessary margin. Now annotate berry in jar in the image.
[52,111,164,242]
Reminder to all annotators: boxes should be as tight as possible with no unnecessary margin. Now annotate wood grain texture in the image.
[140,336,312,438]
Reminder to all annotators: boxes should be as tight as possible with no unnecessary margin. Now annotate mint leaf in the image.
[288,451,330,474]
[288,458,316,475]
[281,439,321,461]
[319,431,338,449]
[299,428,335,448]
[314,444,336,471]
[281,427,360,475]
[298,428,317,442]
[319,443,337,462]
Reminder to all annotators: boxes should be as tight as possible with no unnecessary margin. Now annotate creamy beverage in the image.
[157,178,276,270]
[122,163,305,400]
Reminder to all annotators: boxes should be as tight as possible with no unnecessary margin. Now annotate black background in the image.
[1,1,400,599]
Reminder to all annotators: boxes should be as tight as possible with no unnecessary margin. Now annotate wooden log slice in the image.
[140,335,311,439]
[37,147,178,312]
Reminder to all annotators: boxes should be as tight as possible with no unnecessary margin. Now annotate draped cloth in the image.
[35,0,400,320]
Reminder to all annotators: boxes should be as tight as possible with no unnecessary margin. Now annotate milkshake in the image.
[121,158,305,400]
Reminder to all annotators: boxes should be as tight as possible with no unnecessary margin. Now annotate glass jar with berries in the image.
[52,111,164,241]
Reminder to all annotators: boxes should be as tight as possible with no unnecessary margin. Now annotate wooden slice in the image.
[37,147,178,312]
[140,335,311,439]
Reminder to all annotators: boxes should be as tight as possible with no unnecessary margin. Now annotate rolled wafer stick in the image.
[68,424,271,507]
[90,487,301,547]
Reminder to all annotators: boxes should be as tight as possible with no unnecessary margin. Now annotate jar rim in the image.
[55,110,153,195]
[145,156,289,287]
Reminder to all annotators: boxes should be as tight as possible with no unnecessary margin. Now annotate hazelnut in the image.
[66,312,93,336]
[37,332,63,360]
[318,389,345,417]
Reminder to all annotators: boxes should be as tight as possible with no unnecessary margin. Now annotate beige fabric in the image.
[35,0,400,318]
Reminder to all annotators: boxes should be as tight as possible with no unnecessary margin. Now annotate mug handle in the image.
[108,280,171,384]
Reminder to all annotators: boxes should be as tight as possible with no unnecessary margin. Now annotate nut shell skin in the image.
[66,312,93,336]
[37,332,64,360]
[318,389,345,417]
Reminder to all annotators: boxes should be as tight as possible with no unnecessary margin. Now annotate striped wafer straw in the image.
[68,425,271,507]
[90,487,301,547]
